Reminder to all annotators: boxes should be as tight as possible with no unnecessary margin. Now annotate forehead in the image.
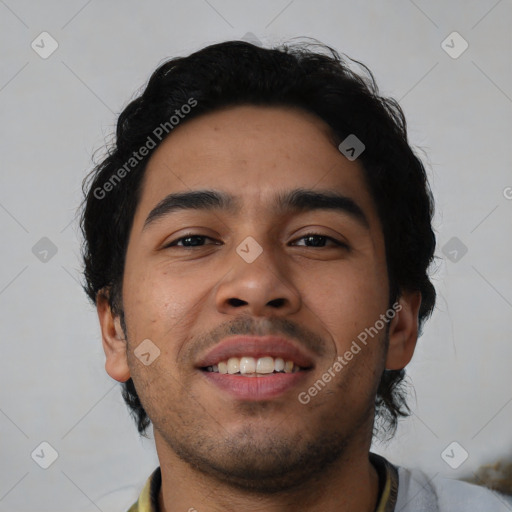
[133,105,380,230]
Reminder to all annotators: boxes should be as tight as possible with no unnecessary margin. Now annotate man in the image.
[79,40,510,511]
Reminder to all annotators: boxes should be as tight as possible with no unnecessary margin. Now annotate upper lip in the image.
[196,335,316,369]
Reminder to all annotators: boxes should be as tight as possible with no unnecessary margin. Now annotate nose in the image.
[215,239,301,317]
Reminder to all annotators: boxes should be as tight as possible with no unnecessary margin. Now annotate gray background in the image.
[1,0,511,510]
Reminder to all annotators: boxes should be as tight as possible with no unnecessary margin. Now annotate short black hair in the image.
[79,39,436,442]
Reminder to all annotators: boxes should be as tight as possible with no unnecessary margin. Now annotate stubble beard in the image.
[119,309,378,494]
[153,398,375,495]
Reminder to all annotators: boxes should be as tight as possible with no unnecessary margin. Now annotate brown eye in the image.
[292,233,348,249]
[166,234,219,248]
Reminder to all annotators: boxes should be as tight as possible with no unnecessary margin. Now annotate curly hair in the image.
[79,38,436,442]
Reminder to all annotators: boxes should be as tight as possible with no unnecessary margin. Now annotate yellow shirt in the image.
[127,452,399,512]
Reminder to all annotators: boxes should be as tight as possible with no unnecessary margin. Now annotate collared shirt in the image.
[126,452,512,511]
[127,452,399,512]
[128,452,512,512]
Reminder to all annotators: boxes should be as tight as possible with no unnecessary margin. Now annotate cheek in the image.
[122,262,198,342]
[302,259,388,342]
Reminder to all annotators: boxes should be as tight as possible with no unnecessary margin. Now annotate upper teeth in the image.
[206,356,299,374]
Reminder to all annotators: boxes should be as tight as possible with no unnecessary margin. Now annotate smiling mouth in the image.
[202,355,306,376]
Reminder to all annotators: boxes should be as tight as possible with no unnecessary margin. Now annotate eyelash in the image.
[165,232,348,249]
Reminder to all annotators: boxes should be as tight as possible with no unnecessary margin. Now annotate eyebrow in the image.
[142,188,370,232]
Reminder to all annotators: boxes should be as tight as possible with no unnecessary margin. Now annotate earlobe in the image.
[385,290,422,370]
[96,290,131,382]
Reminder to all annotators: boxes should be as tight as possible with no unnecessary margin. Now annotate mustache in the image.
[181,315,327,363]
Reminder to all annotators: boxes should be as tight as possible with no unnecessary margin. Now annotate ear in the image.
[385,290,422,370]
[96,289,131,382]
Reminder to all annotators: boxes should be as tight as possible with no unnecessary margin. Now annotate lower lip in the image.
[201,371,309,400]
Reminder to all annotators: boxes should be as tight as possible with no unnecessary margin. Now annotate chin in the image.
[168,425,348,494]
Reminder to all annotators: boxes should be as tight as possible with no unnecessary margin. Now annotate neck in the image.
[155,434,380,512]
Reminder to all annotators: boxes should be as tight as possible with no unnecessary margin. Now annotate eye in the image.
[292,233,348,249]
[165,234,220,248]
[163,232,347,249]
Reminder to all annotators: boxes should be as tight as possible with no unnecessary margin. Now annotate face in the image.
[99,105,420,492]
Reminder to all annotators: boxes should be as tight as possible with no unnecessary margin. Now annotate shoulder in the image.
[396,465,512,512]
[433,474,512,511]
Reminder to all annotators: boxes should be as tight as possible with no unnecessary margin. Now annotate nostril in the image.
[228,298,247,307]
[269,298,286,308]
